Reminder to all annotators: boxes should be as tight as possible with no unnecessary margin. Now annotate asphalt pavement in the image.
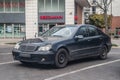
[0,38,120,80]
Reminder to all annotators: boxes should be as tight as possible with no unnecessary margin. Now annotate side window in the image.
[77,26,88,37]
[88,26,98,37]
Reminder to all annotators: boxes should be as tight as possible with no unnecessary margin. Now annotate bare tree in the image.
[95,0,112,35]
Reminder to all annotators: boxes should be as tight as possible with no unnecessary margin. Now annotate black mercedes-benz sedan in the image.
[12,24,112,68]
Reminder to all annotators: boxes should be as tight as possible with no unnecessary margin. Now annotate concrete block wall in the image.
[25,0,38,39]
[65,0,75,24]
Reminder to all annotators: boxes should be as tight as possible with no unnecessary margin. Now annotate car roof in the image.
[55,24,97,29]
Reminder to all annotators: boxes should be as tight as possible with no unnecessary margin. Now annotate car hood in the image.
[20,37,67,46]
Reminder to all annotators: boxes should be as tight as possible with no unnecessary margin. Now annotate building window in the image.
[59,0,65,12]
[19,0,25,12]
[45,0,52,12]
[0,0,25,13]
[39,0,65,12]
[39,0,44,12]
[5,0,11,12]
[12,0,19,12]
[0,1,4,12]
[52,0,58,12]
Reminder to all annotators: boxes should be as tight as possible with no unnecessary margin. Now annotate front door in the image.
[70,26,89,58]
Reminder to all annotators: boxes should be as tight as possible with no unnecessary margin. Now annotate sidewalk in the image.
[111,38,120,48]
[0,39,22,45]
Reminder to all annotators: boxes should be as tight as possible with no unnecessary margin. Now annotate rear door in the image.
[86,26,103,55]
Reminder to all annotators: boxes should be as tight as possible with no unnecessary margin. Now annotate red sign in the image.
[74,16,78,21]
[40,15,78,21]
[40,16,63,20]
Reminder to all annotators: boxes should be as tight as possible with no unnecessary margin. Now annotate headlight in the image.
[14,43,20,49]
[38,45,52,51]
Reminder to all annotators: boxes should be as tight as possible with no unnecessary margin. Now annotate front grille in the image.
[19,45,37,52]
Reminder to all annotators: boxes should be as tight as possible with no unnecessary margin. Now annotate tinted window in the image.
[88,26,98,36]
[77,26,88,37]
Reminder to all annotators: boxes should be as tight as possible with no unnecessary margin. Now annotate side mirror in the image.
[75,35,84,39]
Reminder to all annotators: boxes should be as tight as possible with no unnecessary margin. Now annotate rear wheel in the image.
[99,46,108,60]
[55,48,68,68]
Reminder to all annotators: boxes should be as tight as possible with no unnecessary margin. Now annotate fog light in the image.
[41,58,45,62]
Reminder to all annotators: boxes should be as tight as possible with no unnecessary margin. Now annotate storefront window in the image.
[0,0,4,12]
[12,0,19,12]
[5,0,11,12]
[0,24,25,38]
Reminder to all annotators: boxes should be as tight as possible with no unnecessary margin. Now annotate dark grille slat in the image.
[19,45,37,52]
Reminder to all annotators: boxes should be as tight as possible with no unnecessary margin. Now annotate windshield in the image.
[40,26,77,38]
[40,26,64,37]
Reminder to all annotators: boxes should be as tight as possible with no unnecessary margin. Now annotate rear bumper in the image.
[107,43,112,53]
[12,49,55,64]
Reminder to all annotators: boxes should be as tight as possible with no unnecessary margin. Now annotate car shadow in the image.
[15,57,103,70]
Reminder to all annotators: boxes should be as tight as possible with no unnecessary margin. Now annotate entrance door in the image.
[5,24,13,38]
[0,24,4,38]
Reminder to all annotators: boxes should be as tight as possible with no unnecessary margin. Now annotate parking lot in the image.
[0,45,120,80]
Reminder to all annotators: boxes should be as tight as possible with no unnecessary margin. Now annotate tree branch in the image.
[107,0,112,6]
[95,1,105,10]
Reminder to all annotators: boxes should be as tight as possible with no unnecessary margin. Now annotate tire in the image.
[55,48,68,68]
[99,46,108,60]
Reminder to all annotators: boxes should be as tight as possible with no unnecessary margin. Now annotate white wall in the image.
[65,0,75,24]
[25,0,38,39]
[111,0,120,16]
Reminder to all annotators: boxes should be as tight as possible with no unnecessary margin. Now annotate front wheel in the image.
[55,48,68,68]
[99,46,108,60]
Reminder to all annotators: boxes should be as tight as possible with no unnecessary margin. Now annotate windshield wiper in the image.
[52,35,63,37]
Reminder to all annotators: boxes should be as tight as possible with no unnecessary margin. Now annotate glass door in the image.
[19,24,25,37]
[14,24,20,37]
[5,24,13,38]
[0,24,4,38]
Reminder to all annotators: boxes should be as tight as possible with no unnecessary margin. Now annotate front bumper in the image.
[12,49,55,64]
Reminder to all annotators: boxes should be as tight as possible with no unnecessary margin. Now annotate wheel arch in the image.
[57,46,70,55]
[104,44,109,53]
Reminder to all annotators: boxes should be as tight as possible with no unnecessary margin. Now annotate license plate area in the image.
[19,53,31,58]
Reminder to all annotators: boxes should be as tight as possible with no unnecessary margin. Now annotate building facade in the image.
[0,0,89,39]
[88,0,120,30]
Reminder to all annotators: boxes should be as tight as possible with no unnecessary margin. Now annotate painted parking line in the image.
[0,53,12,55]
[0,61,18,65]
[45,59,120,80]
